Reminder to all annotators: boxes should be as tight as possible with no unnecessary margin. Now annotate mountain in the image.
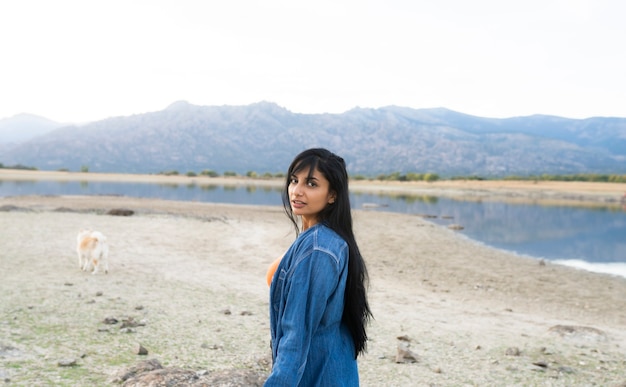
[0,113,63,144]
[1,101,625,177]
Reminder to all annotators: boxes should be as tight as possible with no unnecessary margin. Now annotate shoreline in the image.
[2,168,626,207]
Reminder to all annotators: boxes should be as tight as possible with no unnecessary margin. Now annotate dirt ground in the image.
[1,172,626,386]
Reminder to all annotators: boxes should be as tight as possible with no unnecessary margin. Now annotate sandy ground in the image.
[1,172,626,386]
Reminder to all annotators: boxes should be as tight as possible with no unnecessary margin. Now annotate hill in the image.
[1,101,625,176]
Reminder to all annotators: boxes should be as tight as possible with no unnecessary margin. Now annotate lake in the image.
[2,179,625,278]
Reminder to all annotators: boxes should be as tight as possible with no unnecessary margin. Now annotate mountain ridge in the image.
[1,102,625,177]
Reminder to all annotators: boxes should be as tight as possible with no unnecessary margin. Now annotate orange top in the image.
[266,256,283,286]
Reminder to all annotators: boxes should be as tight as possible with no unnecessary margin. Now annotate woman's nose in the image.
[292,183,303,196]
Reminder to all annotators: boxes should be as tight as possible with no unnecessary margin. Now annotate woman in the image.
[265,148,372,386]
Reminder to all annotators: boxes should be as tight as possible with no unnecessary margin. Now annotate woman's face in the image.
[289,167,335,225]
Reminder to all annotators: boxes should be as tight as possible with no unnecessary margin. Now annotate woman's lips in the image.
[291,200,305,209]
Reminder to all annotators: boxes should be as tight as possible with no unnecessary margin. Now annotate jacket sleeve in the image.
[264,249,341,386]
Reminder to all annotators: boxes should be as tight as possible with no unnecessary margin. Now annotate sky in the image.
[1,0,625,123]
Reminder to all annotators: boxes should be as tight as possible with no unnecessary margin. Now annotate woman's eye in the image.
[307,181,317,187]
[290,178,298,184]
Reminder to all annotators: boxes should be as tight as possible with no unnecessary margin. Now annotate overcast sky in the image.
[1,0,625,123]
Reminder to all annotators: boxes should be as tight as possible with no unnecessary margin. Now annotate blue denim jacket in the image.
[265,223,358,386]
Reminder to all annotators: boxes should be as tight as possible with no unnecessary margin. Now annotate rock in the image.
[395,343,418,363]
[58,359,77,367]
[0,205,27,212]
[203,369,267,386]
[135,344,148,355]
[113,359,163,383]
[548,325,607,342]
[505,347,521,356]
[121,317,145,328]
[121,367,267,386]
[447,224,464,230]
[103,317,118,325]
[107,208,134,216]
[396,335,411,342]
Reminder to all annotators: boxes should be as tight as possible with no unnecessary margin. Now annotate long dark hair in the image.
[282,148,372,357]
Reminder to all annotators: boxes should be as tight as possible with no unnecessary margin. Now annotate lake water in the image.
[2,179,625,278]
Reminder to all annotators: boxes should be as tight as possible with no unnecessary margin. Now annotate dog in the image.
[76,229,109,274]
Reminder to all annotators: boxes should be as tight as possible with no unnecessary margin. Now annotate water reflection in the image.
[1,180,624,268]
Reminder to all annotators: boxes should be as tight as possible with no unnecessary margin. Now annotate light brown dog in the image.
[76,229,109,274]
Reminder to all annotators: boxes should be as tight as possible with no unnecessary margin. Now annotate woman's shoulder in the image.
[309,224,347,254]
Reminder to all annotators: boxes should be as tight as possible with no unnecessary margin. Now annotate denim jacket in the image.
[265,223,358,386]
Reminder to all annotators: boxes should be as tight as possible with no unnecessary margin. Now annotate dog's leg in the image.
[78,250,84,270]
[103,243,109,274]
[79,253,88,271]
[91,258,99,275]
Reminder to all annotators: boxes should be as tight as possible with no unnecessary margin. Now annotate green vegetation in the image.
[200,169,219,177]
[158,170,179,176]
[504,173,626,183]
[372,172,441,182]
[0,162,624,184]
[354,172,626,184]
[0,163,37,170]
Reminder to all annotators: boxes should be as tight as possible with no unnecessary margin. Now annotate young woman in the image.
[265,148,372,386]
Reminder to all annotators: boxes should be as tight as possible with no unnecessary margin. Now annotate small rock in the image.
[135,305,144,310]
[113,358,163,383]
[95,291,103,297]
[221,309,232,315]
[107,208,134,216]
[103,317,118,325]
[396,335,411,342]
[505,347,521,356]
[121,317,145,328]
[135,344,148,355]
[64,282,74,286]
[532,361,549,369]
[240,311,253,316]
[201,343,222,350]
[58,359,77,367]
[548,325,607,342]
[395,343,418,364]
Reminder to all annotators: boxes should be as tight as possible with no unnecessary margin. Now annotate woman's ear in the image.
[328,192,337,204]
